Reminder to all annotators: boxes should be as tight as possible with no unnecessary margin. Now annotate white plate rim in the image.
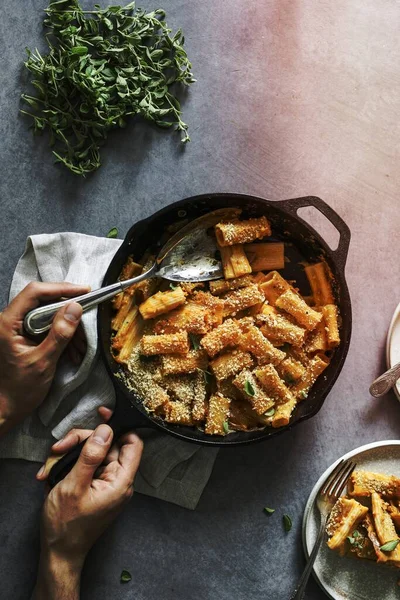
[386,301,400,402]
[302,440,400,600]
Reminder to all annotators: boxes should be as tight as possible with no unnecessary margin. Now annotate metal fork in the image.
[290,458,357,600]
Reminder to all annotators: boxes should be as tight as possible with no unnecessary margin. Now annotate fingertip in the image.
[64,302,83,324]
[92,423,113,446]
[98,406,113,422]
[36,464,46,480]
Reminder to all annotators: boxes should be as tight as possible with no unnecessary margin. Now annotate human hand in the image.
[36,406,113,480]
[34,420,142,599]
[40,423,143,566]
[0,281,90,434]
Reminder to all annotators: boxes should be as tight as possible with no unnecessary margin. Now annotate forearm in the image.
[33,550,83,600]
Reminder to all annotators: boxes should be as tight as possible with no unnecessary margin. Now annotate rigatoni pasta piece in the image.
[210,349,253,381]
[271,396,297,428]
[304,261,335,305]
[223,284,265,317]
[139,287,186,320]
[371,492,400,561]
[179,281,205,295]
[153,302,209,335]
[326,498,369,554]
[257,306,306,347]
[111,306,144,364]
[291,354,330,400]
[233,369,275,415]
[322,304,340,349]
[275,357,306,385]
[348,471,400,499]
[215,216,271,246]
[192,373,208,422]
[205,393,231,435]
[219,244,252,279]
[161,349,208,375]
[164,400,193,425]
[275,289,323,331]
[112,293,136,332]
[304,317,327,353]
[244,242,285,272]
[209,275,253,296]
[143,384,170,412]
[363,513,390,563]
[132,255,158,304]
[238,325,285,366]
[112,257,143,311]
[200,319,242,358]
[192,291,224,328]
[141,332,189,356]
[254,364,294,405]
[259,271,291,305]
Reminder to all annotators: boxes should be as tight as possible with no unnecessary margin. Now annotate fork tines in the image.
[319,459,357,500]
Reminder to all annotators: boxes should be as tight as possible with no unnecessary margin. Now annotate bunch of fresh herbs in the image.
[21,0,195,175]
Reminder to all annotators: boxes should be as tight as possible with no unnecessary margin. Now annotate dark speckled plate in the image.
[302,441,400,600]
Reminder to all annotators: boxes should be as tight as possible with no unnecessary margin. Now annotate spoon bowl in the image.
[23,208,238,336]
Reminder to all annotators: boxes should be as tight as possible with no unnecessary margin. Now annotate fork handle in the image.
[289,515,326,600]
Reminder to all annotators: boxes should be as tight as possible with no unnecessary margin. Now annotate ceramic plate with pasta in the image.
[110,211,341,436]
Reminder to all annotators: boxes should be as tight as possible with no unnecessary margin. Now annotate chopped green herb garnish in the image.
[264,507,275,515]
[198,368,212,385]
[21,0,195,176]
[244,379,255,397]
[120,569,132,583]
[223,421,229,435]
[107,227,118,238]
[299,391,308,400]
[264,407,275,417]
[169,282,178,290]
[283,514,292,532]
[189,333,200,350]
[347,530,364,550]
[380,539,400,552]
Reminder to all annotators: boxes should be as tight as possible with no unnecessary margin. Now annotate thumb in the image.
[39,302,83,361]
[67,424,114,490]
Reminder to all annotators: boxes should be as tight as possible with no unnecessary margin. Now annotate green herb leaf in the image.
[223,421,229,435]
[283,514,292,532]
[380,539,400,552]
[120,569,132,583]
[200,369,212,385]
[21,1,195,176]
[189,334,200,350]
[70,46,88,55]
[107,227,118,238]
[264,407,276,417]
[264,507,275,515]
[169,282,178,290]
[347,536,355,545]
[244,379,255,397]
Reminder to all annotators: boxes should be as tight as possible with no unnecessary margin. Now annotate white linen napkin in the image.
[0,233,218,510]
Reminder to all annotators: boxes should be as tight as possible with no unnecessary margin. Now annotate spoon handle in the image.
[369,362,400,397]
[23,267,155,336]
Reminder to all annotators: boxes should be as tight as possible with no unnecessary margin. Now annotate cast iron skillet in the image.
[49,194,351,487]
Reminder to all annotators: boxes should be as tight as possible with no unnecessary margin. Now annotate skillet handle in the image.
[278,196,351,272]
[48,395,149,488]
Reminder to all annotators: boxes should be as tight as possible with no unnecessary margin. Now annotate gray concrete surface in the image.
[1,0,400,599]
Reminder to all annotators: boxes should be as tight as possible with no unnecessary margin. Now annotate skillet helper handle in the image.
[48,395,147,488]
[279,196,351,273]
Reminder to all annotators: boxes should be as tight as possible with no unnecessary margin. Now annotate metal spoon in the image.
[369,362,400,397]
[23,208,240,336]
